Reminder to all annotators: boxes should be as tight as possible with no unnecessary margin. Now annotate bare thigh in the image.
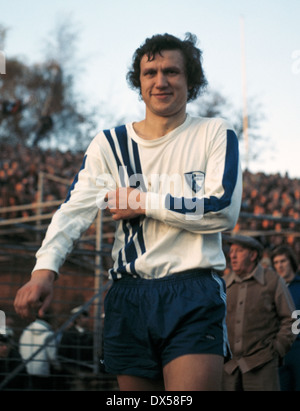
[117,353,223,391]
[163,353,224,391]
[117,375,165,391]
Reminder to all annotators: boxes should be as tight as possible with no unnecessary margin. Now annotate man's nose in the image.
[230,251,237,259]
[155,72,168,88]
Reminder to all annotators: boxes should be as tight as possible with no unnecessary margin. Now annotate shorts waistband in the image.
[111,268,219,285]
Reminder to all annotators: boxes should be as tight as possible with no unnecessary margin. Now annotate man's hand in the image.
[14,270,56,319]
[105,187,146,221]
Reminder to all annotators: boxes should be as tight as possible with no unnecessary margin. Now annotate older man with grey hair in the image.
[223,234,296,391]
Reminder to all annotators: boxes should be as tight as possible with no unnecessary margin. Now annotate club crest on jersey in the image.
[184,171,205,193]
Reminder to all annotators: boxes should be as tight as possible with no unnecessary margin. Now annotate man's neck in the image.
[284,271,296,284]
[235,262,257,280]
[134,111,187,140]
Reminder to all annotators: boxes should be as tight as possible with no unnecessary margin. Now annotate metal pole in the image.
[240,16,249,170]
[93,210,104,373]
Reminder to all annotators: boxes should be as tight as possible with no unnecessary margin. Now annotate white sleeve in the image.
[32,136,111,275]
[145,126,242,234]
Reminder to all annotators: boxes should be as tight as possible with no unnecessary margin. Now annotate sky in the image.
[1,0,300,178]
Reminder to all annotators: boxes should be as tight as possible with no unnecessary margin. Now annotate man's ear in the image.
[250,249,258,262]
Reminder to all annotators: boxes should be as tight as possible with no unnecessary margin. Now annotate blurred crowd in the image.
[240,170,300,230]
[236,170,300,267]
[0,143,300,261]
[0,143,84,218]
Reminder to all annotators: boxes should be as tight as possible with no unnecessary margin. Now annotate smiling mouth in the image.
[152,93,172,98]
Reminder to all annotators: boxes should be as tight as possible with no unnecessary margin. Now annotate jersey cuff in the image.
[32,254,61,278]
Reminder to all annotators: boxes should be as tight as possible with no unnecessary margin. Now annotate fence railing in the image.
[0,171,117,390]
[0,281,112,391]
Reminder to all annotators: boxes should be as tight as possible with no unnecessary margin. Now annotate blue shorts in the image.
[103,269,229,380]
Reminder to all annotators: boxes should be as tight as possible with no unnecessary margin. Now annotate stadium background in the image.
[1,0,300,391]
[0,142,299,390]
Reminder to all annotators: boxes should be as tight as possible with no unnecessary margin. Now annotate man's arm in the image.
[14,270,56,319]
[145,126,241,233]
[14,136,110,319]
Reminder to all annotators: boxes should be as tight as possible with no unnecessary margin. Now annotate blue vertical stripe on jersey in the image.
[103,129,126,186]
[122,220,137,260]
[132,138,147,192]
[103,128,128,272]
[165,129,239,215]
[63,155,87,204]
[115,126,146,261]
[104,126,146,277]
[132,139,142,174]
[115,126,135,178]
[115,125,146,191]
[116,126,146,273]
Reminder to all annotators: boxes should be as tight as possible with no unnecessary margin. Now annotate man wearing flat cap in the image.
[222,234,296,391]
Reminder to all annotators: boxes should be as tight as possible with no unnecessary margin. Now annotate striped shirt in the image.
[33,114,242,279]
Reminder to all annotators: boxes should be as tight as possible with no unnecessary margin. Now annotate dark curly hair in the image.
[271,245,298,273]
[126,33,208,102]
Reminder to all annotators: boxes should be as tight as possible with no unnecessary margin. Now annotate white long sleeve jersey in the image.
[33,115,242,279]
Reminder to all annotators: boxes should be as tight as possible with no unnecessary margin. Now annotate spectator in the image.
[19,311,60,390]
[271,245,300,391]
[223,234,296,391]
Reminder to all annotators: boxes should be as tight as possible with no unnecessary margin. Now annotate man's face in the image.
[0,340,10,358]
[273,254,294,281]
[229,244,257,277]
[139,49,188,119]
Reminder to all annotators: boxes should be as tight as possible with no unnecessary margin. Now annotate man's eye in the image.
[144,70,155,76]
[165,69,179,75]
